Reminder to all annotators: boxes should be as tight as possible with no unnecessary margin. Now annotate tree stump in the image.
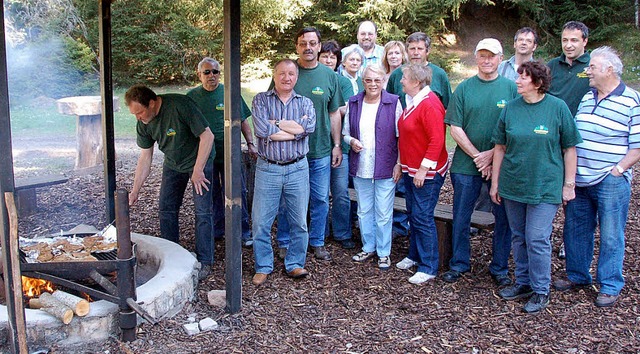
[56,96,120,169]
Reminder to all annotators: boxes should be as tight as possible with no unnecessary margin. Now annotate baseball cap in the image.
[475,38,503,55]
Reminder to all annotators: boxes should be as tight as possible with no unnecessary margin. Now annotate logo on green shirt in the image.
[577,70,588,79]
[216,103,224,111]
[496,99,507,108]
[166,128,176,137]
[533,125,549,135]
[311,87,325,95]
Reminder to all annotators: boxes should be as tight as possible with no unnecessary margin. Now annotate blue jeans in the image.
[353,177,396,257]
[252,158,310,273]
[392,177,410,236]
[404,173,444,275]
[159,160,214,265]
[212,162,251,241]
[563,174,631,295]
[276,155,331,248]
[326,153,352,241]
[450,173,511,275]
[503,199,559,295]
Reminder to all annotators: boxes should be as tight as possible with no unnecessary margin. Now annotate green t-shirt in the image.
[136,94,211,173]
[492,94,583,204]
[187,84,251,164]
[295,63,343,158]
[444,75,518,175]
[547,52,591,116]
[386,62,452,109]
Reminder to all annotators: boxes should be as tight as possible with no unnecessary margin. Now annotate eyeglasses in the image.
[363,78,383,84]
[202,69,220,75]
[297,41,318,48]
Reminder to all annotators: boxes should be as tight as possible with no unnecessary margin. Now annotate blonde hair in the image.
[382,41,408,74]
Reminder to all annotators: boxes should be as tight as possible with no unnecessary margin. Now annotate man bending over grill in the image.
[125,85,215,281]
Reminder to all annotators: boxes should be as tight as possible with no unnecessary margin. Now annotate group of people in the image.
[123,19,640,314]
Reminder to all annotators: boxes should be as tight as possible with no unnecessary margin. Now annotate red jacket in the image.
[398,90,449,178]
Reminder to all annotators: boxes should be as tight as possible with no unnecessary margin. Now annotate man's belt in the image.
[261,156,305,166]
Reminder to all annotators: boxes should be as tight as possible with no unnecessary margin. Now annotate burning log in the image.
[51,290,90,317]
[31,292,74,324]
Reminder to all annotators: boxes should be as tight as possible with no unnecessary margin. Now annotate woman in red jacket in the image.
[395,64,450,284]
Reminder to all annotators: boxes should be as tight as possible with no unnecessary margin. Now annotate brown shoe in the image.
[252,273,268,286]
[287,268,309,279]
[553,277,589,292]
[595,293,618,307]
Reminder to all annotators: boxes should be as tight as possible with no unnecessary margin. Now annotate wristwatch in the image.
[616,164,625,174]
[275,120,280,127]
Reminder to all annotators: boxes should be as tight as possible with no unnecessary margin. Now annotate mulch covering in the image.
[14,146,640,353]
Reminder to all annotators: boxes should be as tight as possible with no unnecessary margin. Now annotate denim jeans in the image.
[159,160,214,265]
[450,173,511,275]
[252,158,310,273]
[403,173,444,275]
[326,153,352,241]
[353,177,396,257]
[392,177,410,236]
[503,199,559,295]
[212,162,251,241]
[276,155,331,248]
[563,174,631,295]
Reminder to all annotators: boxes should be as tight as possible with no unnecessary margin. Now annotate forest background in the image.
[5,0,640,105]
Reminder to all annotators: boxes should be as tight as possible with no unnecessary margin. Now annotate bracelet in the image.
[247,142,255,146]
[334,143,341,148]
[564,181,575,188]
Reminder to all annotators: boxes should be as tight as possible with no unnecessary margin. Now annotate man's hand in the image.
[332,146,343,167]
[479,164,492,180]
[490,182,501,205]
[247,143,258,159]
[413,166,428,188]
[562,185,575,206]
[129,190,139,206]
[473,150,493,172]
[191,169,211,195]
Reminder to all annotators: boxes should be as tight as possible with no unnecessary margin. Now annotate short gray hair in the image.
[342,45,365,64]
[401,63,432,89]
[198,57,220,72]
[591,46,623,79]
[362,64,386,79]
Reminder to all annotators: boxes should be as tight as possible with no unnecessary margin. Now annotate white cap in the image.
[475,38,503,55]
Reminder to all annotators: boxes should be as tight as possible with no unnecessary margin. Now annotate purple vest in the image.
[347,90,399,179]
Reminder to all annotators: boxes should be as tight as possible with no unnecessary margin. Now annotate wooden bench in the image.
[348,188,495,270]
[14,174,69,216]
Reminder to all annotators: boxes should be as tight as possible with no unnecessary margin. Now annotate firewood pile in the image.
[29,290,90,324]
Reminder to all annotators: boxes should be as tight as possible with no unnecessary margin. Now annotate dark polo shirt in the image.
[547,52,591,116]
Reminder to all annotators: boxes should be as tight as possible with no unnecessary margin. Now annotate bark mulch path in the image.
[12,140,640,353]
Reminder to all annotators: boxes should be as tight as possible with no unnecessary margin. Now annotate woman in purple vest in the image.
[342,65,403,270]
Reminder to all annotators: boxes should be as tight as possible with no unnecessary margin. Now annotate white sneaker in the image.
[396,257,417,270]
[408,272,436,285]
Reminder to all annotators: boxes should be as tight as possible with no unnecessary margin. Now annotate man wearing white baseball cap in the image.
[442,38,518,286]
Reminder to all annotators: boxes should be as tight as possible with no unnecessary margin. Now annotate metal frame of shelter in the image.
[0,0,243,352]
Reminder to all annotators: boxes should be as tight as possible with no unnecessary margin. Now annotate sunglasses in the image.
[202,69,220,75]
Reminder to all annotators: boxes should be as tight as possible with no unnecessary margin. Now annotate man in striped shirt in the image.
[250,59,316,286]
[555,46,640,307]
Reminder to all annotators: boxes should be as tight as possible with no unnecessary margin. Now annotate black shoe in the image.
[499,284,534,300]
[339,239,356,249]
[553,277,589,292]
[198,265,212,281]
[595,293,618,307]
[311,246,332,261]
[442,270,462,283]
[523,293,550,313]
[491,273,513,287]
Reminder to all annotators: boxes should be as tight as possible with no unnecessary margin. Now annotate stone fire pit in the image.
[0,233,198,350]
[56,96,120,170]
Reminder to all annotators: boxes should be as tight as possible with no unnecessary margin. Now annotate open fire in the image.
[21,276,55,299]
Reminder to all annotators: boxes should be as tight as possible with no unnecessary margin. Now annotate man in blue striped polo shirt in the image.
[555,46,640,307]
[251,59,317,286]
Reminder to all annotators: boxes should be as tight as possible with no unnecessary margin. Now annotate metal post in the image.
[223,0,243,313]
[99,0,117,223]
[0,1,28,351]
[115,189,137,341]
